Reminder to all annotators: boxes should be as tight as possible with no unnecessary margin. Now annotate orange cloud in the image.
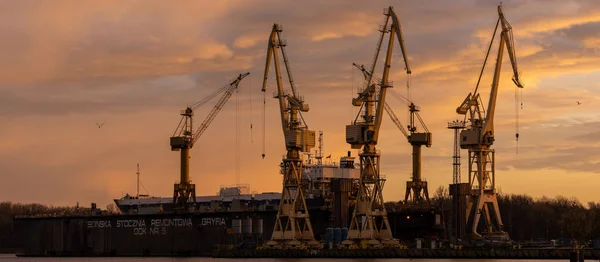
[1,0,600,207]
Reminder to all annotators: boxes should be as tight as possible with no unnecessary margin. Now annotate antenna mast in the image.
[136,163,140,198]
[447,121,466,184]
[317,130,323,166]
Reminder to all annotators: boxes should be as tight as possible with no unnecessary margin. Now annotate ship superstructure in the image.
[115,144,359,216]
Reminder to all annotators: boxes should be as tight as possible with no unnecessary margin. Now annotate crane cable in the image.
[249,73,253,143]
[351,64,354,121]
[406,73,411,127]
[515,85,522,155]
[261,87,266,159]
[236,76,240,185]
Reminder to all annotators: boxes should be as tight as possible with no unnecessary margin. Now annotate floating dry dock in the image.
[213,248,600,260]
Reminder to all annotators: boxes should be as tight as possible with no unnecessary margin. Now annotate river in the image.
[0,256,573,262]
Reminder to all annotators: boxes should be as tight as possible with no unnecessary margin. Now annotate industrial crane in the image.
[343,6,410,247]
[261,23,318,248]
[455,5,523,240]
[353,63,432,206]
[170,72,250,211]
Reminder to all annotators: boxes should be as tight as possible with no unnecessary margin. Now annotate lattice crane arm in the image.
[353,62,410,139]
[384,102,409,139]
[172,83,231,138]
[351,63,376,103]
[415,111,430,133]
[189,84,230,111]
[191,72,250,145]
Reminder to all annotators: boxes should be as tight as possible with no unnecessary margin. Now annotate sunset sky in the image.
[0,0,599,208]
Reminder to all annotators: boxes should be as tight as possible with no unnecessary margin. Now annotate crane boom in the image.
[343,6,411,247]
[384,102,409,138]
[373,14,398,143]
[261,23,317,248]
[389,8,411,75]
[353,61,432,205]
[353,62,409,139]
[262,24,289,134]
[192,72,250,144]
[457,5,524,241]
[481,6,523,139]
[170,72,250,211]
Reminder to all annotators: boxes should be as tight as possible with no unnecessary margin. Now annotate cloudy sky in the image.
[0,0,599,208]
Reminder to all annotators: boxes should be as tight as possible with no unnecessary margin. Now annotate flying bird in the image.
[576,101,581,105]
[96,122,105,129]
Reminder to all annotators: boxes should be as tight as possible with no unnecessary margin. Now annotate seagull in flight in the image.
[577,101,581,105]
[96,122,105,129]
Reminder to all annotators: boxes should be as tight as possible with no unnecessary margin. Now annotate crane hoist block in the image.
[409,132,432,147]
[284,130,316,152]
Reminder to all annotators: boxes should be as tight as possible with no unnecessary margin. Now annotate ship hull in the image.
[13,210,333,256]
[13,209,440,256]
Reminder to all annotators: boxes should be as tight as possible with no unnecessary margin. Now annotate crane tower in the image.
[456,5,523,240]
[448,120,466,184]
[261,23,318,248]
[343,6,411,248]
[170,72,250,211]
[352,63,432,206]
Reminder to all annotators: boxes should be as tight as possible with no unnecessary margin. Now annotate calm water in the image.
[0,256,571,262]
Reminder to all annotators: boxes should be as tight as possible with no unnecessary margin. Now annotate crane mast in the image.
[343,6,409,248]
[456,5,523,240]
[262,23,318,248]
[353,63,432,206]
[170,72,250,211]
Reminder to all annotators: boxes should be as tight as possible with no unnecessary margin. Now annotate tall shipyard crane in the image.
[170,72,250,211]
[343,6,410,248]
[353,63,432,206]
[261,23,318,248]
[456,5,523,240]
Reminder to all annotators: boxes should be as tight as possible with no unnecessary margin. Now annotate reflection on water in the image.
[0,255,567,262]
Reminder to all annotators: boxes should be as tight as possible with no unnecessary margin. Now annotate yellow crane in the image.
[353,63,432,206]
[261,23,318,248]
[456,5,523,240]
[343,6,410,248]
[170,72,250,211]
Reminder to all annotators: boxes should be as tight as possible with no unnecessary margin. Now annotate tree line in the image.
[430,186,600,242]
[497,194,600,241]
[1,192,599,250]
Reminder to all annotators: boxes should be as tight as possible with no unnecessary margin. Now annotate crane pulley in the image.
[170,72,250,210]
